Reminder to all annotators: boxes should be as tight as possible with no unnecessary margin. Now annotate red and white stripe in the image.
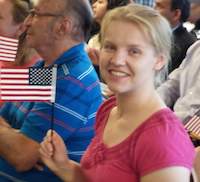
[185,115,200,136]
[0,68,56,102]
[0,36,18,62]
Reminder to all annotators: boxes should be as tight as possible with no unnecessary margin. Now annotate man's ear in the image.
[154,54,166,71]
[172,9,181,24]
[56,17,73,37]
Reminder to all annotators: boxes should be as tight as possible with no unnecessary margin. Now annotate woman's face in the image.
[92,0,108,24]
[0,0,20,38]
[100,20,164,94]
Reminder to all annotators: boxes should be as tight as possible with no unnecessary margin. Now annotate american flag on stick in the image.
[0,66,57,102]
[184,110,200,139]
[0,36,18,62]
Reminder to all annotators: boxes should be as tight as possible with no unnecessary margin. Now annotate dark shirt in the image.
[169,24,197,73]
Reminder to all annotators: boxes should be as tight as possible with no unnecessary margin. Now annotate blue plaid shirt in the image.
[135,0,154,7]
[0,43,103,182]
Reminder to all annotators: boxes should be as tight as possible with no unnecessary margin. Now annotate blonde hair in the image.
[100,4,172,86]
[11,0,32,24]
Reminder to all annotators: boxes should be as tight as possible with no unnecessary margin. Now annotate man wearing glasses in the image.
[0,0,102,181]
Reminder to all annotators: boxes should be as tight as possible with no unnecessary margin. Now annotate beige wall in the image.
[31,0,39,5]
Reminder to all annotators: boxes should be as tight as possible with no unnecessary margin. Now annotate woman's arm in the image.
[141,166,190,182]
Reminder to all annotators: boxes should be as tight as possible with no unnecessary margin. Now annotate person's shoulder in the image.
[95,97,116,130]
[59,51,94,77]
[134,109,195,175]
[141,108,179,126]
[189,40,200,51]
[152,108,180,123]
[98,97,116,112]
[184,40,200,60]
[136,108,186,140]
[31,60,44,67]
[174,27,196,46]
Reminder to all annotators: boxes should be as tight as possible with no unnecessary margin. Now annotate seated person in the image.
[0,0,39,68]
[88,0,130,78]
[40,4,195,182]
[0,0,102,181]
[0,0,40,107]
[157,40,200,121]
[188,0,200,39]
[155,0,197,73]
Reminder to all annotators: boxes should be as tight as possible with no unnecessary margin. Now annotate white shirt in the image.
[157,40,200,120]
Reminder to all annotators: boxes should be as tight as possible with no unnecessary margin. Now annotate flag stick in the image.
[50,65,57,154]
[51,102,55,137]
[50,65,57,136]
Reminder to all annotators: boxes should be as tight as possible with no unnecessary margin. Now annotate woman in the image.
[88,0,131,96]
[0,0,40,107]
[40,4,195,182]
[89,0,130,49]
[88,0,130,74]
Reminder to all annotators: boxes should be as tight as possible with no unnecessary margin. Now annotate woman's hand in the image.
[39,130,70,174]
[39,130,87,182]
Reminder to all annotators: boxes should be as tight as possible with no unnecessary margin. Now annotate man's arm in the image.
[157,40,200,109]
[157,68,181,108]
[0,117,40,172]
[193,147,200,182]
[0,117,11,128]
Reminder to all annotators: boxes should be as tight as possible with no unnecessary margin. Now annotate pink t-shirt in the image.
[81,97,195,182]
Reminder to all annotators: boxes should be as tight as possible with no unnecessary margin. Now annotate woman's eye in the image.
[129,48,141,55]
[103,44,115,51]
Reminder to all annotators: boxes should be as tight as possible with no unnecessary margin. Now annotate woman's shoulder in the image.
[133,108,195,176]
[95,97,116,130]
[140,108,182,129]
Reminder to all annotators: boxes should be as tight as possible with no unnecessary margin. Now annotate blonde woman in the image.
[40,4,194,182]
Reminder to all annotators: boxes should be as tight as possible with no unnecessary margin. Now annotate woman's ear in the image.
[154,54,166,71]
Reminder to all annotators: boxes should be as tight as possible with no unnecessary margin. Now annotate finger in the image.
[39,145,52,159]
[51,131,69,156]
[40,140,54,157]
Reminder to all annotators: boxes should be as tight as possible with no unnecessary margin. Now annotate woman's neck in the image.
[115,89,166,119]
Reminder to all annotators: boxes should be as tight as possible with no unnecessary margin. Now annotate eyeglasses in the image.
[29,9,63,18]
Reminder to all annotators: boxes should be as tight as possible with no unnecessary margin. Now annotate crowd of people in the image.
[0,0,199,181]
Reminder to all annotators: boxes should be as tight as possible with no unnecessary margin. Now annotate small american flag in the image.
[0,36,18,62]
[0,66,57,102]
[184,110,200,139]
